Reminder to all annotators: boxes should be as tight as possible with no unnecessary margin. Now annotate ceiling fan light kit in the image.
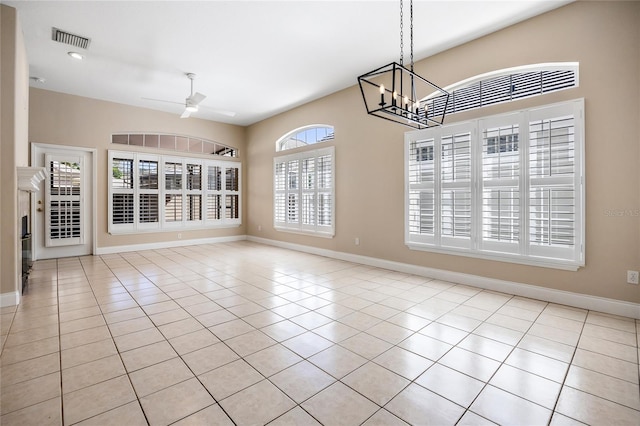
[358,0,450,130]
[179,73,206,118]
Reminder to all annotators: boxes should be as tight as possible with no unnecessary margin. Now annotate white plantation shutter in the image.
[207,194,222,220]
[479,117,521,254]
[113,194,134,225]
[109,153,135,233]
[109,151,240,233]
[301,158,316,227]
[440,125,473,249]
[287,160,299,224]
[407,138,435,244]
[224,166,240,221]
[274,146,334,236]
[138,156,159,229]
[274,163,286,223]
[207,165,222,220]
[164,161,183,224]
[317,154,333,229]
[528,102,582,263]
[405,99,584,270]
[186,163,202,222]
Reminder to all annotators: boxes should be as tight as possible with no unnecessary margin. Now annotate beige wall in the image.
[246,1,640,304]
[1,5,30,299]
[28,89,247,249]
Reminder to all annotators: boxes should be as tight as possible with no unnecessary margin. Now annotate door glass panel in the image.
[46,156,83,247]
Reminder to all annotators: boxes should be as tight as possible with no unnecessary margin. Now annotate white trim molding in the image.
[95,235,247,255]
[0,291,21,308]
[17,167,47,192]
[248,236,640,320]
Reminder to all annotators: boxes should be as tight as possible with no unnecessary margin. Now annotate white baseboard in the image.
[0,291,21,308]
[248,236,640,319]
[96,235,247,255]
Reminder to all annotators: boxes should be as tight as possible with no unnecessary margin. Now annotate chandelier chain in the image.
[410,0,414,71]
[399,0,403,65]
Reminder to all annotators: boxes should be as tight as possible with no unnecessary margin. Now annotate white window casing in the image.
[109,150,241,234]
[274,146,335,237]
[405,99,584,270]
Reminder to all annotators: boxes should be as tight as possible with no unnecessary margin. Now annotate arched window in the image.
[424,62,579,119]
[274,125,335,237]
[276,125,335,152]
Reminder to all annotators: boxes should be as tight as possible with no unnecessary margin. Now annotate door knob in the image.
[37,208,43,212]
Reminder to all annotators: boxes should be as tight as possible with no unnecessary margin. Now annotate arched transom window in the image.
[276,125,335,152]
[424,62,579,119]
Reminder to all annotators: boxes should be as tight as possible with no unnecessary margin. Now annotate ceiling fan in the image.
[143,73,235,119]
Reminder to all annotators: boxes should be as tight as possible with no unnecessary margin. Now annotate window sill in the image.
[109,222,241,235]
[406,241,583,271]
[274,226,334,239]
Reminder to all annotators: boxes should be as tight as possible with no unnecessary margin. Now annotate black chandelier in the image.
[357,0,450,130]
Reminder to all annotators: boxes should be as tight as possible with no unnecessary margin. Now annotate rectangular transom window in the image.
[405,99,584,270]
[274,146,335,237]
[109,151,241,234]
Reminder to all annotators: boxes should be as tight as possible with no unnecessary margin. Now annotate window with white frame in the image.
[109,150,240,234]
[274,146,334,237]
[406,99,584,270]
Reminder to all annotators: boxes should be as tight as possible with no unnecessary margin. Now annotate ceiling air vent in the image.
[51,28,91,49]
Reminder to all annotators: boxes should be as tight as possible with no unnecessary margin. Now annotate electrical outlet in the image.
[177,233,182,240]
[258,225,262,231]
[355,237,360,246]
[627,270,639,285]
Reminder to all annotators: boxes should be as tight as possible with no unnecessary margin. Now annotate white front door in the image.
[32,144,94,260]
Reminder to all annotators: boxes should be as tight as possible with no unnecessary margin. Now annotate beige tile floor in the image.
[1,241,639,425]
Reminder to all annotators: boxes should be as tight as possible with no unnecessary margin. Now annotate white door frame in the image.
[31,143,97,260]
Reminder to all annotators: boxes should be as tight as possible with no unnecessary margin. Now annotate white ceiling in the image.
[6,0,571,126]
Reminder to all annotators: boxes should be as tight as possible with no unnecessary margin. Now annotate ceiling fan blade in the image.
[180,109,192,119]
[141,97,183,106]
[188,92,206,105]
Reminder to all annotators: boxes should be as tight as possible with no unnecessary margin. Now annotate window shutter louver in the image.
[110,156,135,230]
[424,65,578,119]
[224,166,240,220]
[528,109,578,260]
[440,128,473,248]
[139,194,158,223]
[274,162,286,224]
[317,154,333,228]
[407,138,435,242]
[112,194,134,224]
[207,194,222,220]
[302,158,316,226]
[138,159,159,226]
[480,122,520,252]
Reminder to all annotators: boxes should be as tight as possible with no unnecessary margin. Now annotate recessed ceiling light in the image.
[67,51,84,60]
